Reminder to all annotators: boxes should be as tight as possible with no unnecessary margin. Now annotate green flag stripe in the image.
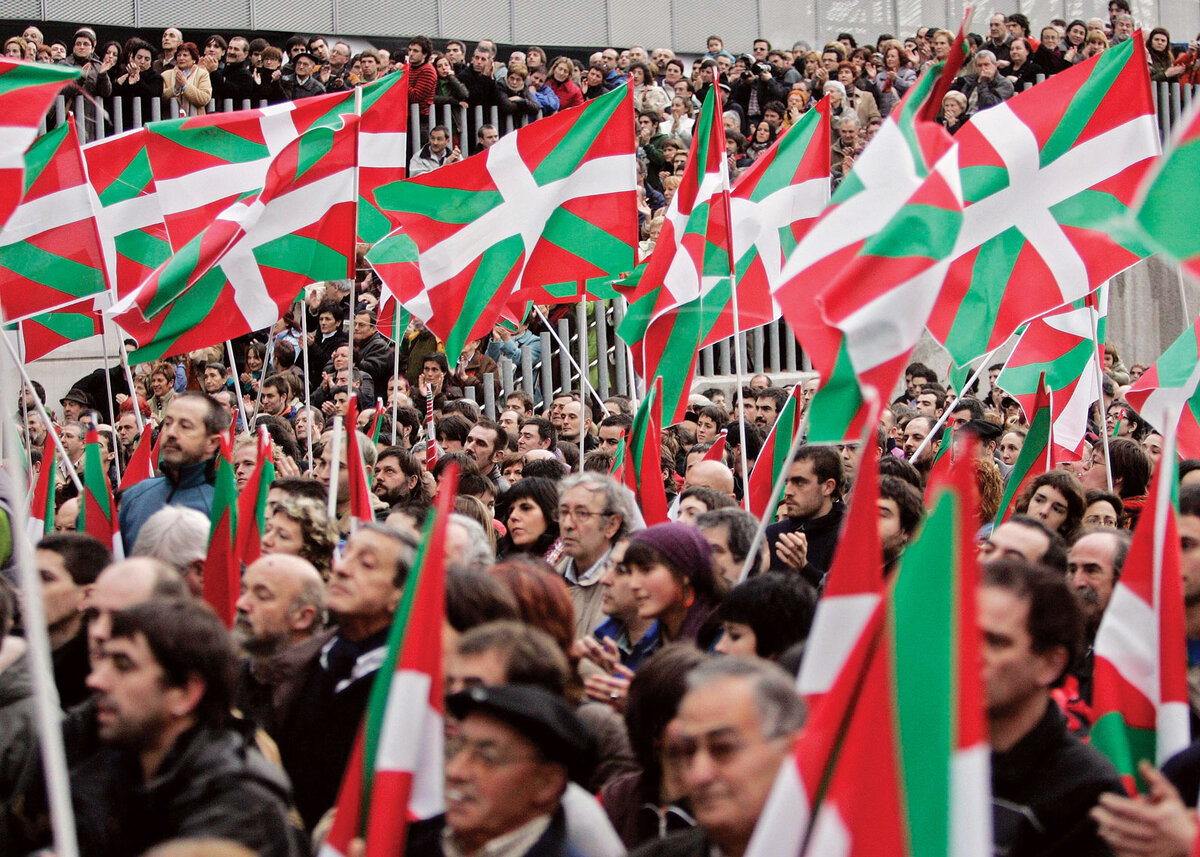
[540,205,632,270]
[23,124,69,193]
[150,122,270,164]
[861,203,960,259]
[444,234,524,359]
[1,243,104,295]
[1041,38,1135,168]
[252,234,351,278]
[114,229,172,271]
[1137,136,1200,259]
[376,181,503,223]
[97,148,154,206]
[532,87,625,185]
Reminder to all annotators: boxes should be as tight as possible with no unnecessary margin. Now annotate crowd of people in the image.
[0,258,1197,856]
[2,9,1200,857]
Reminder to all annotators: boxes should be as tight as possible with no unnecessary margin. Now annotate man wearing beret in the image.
[405,684,594,857]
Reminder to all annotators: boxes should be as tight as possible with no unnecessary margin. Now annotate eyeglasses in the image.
[558,506,613,523]
[445,735,538,769]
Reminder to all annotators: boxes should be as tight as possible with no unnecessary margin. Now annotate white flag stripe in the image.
[796,593,880,696]
[0,184,95,245]
[951,744,993,857]
[1094,583,1159,704]
[360,131,408,169]
[743,760,810,857]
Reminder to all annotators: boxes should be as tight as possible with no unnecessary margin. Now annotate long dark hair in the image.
[495,477,560,558]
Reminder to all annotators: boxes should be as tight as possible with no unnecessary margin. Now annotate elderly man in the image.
[130,506,210,598]
[953,50,1014,115]
[119,393,227,552]
[272,524,415,829]
[1065,528,1131,708]
[405,684,597,857]
[556,473,637,638]
[634,657,805,857]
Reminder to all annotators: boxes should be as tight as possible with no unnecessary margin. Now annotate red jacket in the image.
[408,60,437,114]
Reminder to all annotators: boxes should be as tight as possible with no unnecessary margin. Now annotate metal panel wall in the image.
[513,0,609,51]
[45,0,135,27]
[134,0,249,29]
[339,0,439,39]
[608,0,672,51]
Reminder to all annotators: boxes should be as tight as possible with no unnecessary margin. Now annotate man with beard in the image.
[118,393,226,552]
[234,554,328,729]
[878,475,925,576]
[372,446,425,509]
[764,445,844,586]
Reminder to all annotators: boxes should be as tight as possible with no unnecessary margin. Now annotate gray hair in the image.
[686,656,806,738]
[559,471,636,540]
[131,506,211,572]
[696,507,766,566]
[975,49,997,63]
[447,513,496,572]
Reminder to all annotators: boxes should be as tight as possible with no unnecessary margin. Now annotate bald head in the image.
[686,460,736,497]
[234,554,325,656]
[83,558,188,658]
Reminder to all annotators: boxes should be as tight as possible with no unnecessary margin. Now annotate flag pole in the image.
[577,299,589,468]
[1088,299,1115,492]
[225,341,253,436]
[533,305,608,412]
[0,333,83,494]
[98,334,123,489]
[327,414,343,520]
[0,319,81,857]
[17,334,33,487]
[737,405,811,584]
[909,347,998,462]
[252,332,276,427]
[299,296,315,473]
[116,339,145,432]
[391,330,400,447]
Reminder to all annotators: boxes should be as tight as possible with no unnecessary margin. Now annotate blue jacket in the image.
[119,460,215,553]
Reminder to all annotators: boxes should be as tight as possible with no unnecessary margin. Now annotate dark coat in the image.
[405,807,585,857]
[236,629,337,732]
[992,701,1123,857]
[765,501,846,587]
[70,725,305,857]
[352,331,396,399]
[629,827,710,857]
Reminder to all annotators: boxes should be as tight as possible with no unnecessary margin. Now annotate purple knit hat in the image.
[629,522,713,579]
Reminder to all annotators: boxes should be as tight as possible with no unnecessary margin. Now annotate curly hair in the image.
[269,495,339,576]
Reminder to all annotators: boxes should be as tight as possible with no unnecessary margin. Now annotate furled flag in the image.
[620,378,669,526]
[367,84,637,366]
[0,59,80,230]
[0,117,110,322]
[144,76,400,250]
[202,431,239,627]
[319,465,454,857]
[616,85,733,425]
[747,443,991,857]
[796,442,885,702]
[118,422,157,492]
[995,285,1108,462]
[774,37,968,444]
[702,429,727,463]
[926,36,1159,370]
[1091,442,1190,793]
[1124,317,1200,459]
[83,128,171,300]
[745,384,802,518]
[235,426,276,565]
[27,436,56,542]
[376,284,412,343]
[994,374,1052,525]
[81,429,121,558]
[608,432,629,481]
[110,115,358,361]
[1123,75,1200,282]
[345,397,376,531]
[14,296,104,363]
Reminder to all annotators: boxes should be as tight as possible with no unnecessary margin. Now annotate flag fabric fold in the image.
[621,378,669,526]
[118,422,157,492]
[235,426,276,565]
[745,384,802,518]
[81,429,121,558]
[345,398,377,530]
[994,373,1053,525]
[1124,316,1200,459]
[14,296,104,363]
[202,431,239,627]
[28,437,56,542]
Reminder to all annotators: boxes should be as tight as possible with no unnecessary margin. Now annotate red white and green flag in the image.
[345,397,376,530]
[144,78,398,251]
[355,69,410,243]
[926,36,1159,369]
[320,464,454,857]
[774,45,967,444]
[0,117,110,322]
[235,426,276,565]
[376,284,412,342]
[15,295,104,362]
[367,84,637,365]
[27,436,56,543]
[80,429,121,558]
[202,431,239,627]
[748,444,991,857]
[995,285,1108,462]
[616,85,733,425]
[1125,79,1200,283]
[619,378,669,526]
[797,442,885,702]
[745,384,802,518]
[118,422,157,492]
[110,115,358,361]
[994,373,1053,525]
[1091,443,1190,793]
[0,59,81,231]
[1124,317,1200,459]
[83,128,171,300]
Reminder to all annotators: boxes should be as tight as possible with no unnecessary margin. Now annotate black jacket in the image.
[991,701,1123,857]
[765,501,846,587]
[70,724,305,857]
[405,807,584,857]
[459,66,500,107]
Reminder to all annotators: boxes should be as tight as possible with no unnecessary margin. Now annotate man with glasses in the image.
[642,657,805,857]
[555,473,637,638]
